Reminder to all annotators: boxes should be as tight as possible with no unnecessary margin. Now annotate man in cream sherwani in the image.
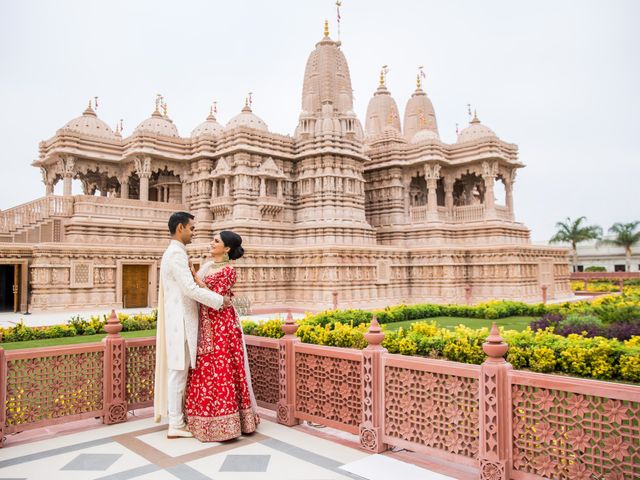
[154,211,229,438]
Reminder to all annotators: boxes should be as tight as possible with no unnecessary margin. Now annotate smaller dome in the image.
[457,112,496,143]
[226,104,268,132]
[191,111,223,138]
[133,109,180,137]
[61,103,116,139]
[411,129,439,143]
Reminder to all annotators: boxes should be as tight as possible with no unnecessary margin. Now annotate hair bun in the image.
[229,245,244,260]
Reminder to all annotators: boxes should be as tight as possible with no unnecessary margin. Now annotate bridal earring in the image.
[223,252,230,262]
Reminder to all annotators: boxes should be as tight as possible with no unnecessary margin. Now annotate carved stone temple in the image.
[0,23,570,313]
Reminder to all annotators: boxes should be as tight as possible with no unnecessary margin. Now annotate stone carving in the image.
[134,157,152,178]
[512,385,640,479]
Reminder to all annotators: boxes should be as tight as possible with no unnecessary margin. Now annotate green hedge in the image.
[0,311,157,344]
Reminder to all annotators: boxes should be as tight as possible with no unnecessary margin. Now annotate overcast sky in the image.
[1,0,638,241]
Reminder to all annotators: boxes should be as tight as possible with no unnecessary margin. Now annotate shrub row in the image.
[0,311,157,343]
[241,318,640,383]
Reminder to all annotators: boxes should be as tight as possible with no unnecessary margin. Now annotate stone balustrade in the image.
[2,313,638,479]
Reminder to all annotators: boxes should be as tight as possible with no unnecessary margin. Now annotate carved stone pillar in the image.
[102,310,127,425]
[277,180,283,198]
[403,175,412,223]
[63,175,73,196]
[223,177,230,197]
[277,312,300,426]
[45,182,54,196]
[482,161,497,220]
[139,176,149,201]
[479,323,512,479]
[444,176,454,220]
[0,347,6,447]
[259,177,266,197]
[506,170,516,220]
[424,164,441,222]
[135,157,152,202]
[120,179,129,199]
[359,316,387,453]
[58,156,75,196]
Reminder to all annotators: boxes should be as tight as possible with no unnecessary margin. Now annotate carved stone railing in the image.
[410,205,428,221]
[453,204,485,222]
[2,315,639,480]
[495,205,511,221]
[0,196,74,233]
[73,195,186,221]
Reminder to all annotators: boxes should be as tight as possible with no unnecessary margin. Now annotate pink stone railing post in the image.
[277,311,300,426]
[0,347,6,447]
[541,285,548,304]
[332,290,338,310]
[479,323,512,480]
[359,316,387,452]
[102,310,127,424]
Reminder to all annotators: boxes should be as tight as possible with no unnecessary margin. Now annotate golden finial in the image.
[416,74,421,89]
[324,19,329,37]
[155,93,163,113]
[162,100,168,116]
[380,65,389,87]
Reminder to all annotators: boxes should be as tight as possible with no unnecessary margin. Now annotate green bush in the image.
[585,266,607,272]
[0,311,157,344]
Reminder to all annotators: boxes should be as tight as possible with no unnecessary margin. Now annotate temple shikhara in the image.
[0,22,570,312]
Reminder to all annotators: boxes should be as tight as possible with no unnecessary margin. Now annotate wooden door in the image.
[123,265,149,308]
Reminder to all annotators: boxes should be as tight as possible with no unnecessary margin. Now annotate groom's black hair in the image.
[168,211,194,234]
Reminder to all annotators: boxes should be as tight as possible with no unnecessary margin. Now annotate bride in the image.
[185,230,259,442]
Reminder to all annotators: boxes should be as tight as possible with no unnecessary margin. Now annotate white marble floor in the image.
[0,413,467,480]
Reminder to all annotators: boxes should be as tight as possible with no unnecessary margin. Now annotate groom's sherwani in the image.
[154,239,223,427]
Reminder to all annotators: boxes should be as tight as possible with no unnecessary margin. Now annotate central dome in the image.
[300,22,354,114]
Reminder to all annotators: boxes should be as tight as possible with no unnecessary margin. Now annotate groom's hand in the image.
[223,295,232,308]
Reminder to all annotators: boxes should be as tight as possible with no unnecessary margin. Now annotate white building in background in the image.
[574,239,640,272]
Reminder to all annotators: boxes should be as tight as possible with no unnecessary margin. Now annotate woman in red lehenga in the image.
[185,230,259,442]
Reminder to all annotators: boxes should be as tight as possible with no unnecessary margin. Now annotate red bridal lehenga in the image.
[185,263,258,442]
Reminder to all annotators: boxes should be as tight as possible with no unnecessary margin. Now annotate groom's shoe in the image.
[167,426,193,439]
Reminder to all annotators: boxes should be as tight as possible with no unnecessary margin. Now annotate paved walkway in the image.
[0,409,471,480]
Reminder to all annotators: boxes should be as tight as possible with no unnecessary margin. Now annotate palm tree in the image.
[550,217,602,272]
[599,221,640,272]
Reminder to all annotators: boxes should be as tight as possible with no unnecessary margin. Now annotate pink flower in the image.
[444,402,463,423]
[533,388,556,411]
[444,433,463,454]
[602,436,630,461]
[566,461,593,480]
[535,421,555,444]
[605,470,627,480]
[566,394,590,417]
[423,399,437,416]
[566,428,591,451]
[423,426,438,446]
[603,401,629,424]
[534,454,556,478]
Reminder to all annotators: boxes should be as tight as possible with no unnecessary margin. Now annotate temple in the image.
[0,22,570,312]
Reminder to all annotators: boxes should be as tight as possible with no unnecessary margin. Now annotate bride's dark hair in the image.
[219,230,244,260]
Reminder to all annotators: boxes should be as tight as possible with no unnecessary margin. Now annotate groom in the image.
[154,211,230,438]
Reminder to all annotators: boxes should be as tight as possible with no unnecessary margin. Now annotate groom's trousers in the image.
[167,342,190,428]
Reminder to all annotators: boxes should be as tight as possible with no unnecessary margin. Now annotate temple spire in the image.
[324,19,329,37]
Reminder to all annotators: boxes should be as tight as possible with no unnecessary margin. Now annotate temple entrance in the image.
[122,265,149,308]
[0,265,19,312]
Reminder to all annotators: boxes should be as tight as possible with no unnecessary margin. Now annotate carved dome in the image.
[226,104,268,132]
[300,22,354,115]
[133,109,180,137]
[404,77,438,141]
[411,129,439,143]
[191,110,224,137]
[457,112,496,143]
[60,103,116,139]
[364,75,402,140]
